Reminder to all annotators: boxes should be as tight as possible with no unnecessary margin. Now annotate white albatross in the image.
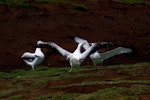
[69,36,132,67]
[21,41,45,70]
[36,41,113,72]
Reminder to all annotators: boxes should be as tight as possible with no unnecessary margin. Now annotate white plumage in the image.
[70,37,132,67]
[21,41,45,70]
[36,41,112,72]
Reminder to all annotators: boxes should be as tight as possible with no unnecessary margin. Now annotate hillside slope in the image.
[0,0,150,71]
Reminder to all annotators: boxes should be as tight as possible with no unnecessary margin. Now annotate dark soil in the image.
[0,0,150,72]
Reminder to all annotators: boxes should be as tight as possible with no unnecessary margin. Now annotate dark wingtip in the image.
[96,42,114,48]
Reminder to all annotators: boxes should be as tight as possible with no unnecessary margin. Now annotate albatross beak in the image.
[36,41,52,48]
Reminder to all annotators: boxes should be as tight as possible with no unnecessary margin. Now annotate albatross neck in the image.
[35,48,42,53]
[74,43,83,54]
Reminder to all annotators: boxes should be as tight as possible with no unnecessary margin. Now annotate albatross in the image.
[69,36,132,67]
[36,41,113,72]
[21,41,45,70]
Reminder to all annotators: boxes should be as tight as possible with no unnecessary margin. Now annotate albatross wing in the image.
[21,52,36,62]
[50,42,71,59]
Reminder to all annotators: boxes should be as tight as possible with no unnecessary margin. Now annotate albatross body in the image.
[36,41,113,72]
[70,37,132,67]
[21,41,45,70]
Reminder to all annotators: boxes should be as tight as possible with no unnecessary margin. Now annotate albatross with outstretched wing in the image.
[36,41,113,72]
[69,36,132,67]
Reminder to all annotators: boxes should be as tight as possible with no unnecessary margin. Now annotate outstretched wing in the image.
[68,36,91,50]
[36,41,71,59]
[21,52,37,62]
[50,42,71,59]
[81,42,113,59]
[100,47,132,60]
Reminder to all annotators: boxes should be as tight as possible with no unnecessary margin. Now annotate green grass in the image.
[0,62,149,80]
[74,84,150,100]
[98,62,150,68]
[31,84,150,100]
[7,94,27,100]
[0,0,34,9]
[0,62,149,79]
[34,93,82,100]
[0,88,26,98]
[54,80,150,89]
[0,0,88,10]
[113,0,150,5]
[113,0,143,4]
[0,0,149,10]
[0,66,68,79]
[34,0,88,10]
[74,86,140,100]
[0,62,150,99]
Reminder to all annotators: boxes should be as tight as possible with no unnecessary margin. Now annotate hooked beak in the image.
[34,41,52,48]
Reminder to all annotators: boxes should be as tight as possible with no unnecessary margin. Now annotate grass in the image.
[113,0,143,4]
[74,87,140,100]
[0,0,34,9]
[0,66,68,79]
[0,0,88,10]
[0,62,149,80]
[34,93,82,100]
[0,0,149,11]
[54,80,150,89]
[98,62,150,68]
[113,0,150,5]
[35,0,88,10]
[75,84,150,100]
[0,62,150,99]
[33,84,150,100]
[0,0,149,10]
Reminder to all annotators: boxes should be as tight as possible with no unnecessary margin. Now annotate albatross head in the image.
[78,42,86,48]
[81,42,86,46]
[36,41,51,48]
[37,40,43,44]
